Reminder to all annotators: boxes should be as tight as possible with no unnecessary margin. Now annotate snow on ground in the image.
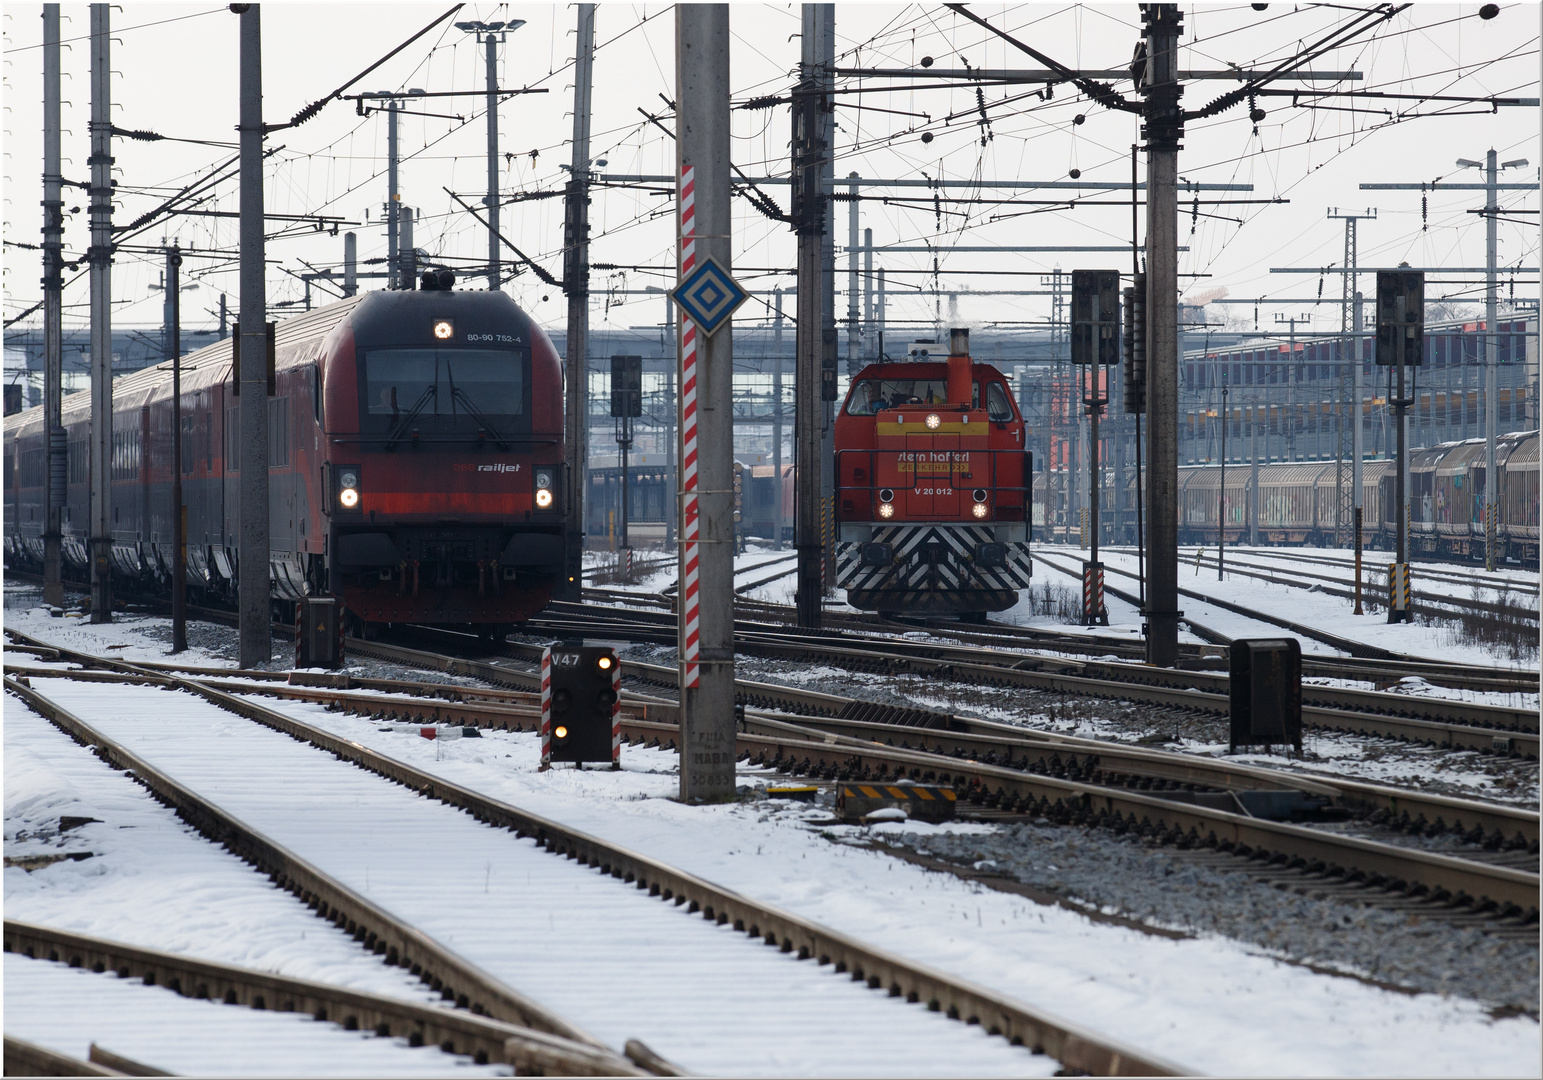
[237,690,1539,1077]
[3,696,507,1074]
[5,588,237,670]
[1175,545,1538,598]
[4,699,476,1005]
[1304,674,1539,714]
[20,675,1053,1079]
[5,955,502,1077]
[1038,544,1538,670]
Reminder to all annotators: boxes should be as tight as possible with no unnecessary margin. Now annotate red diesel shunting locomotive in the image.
[4,272,568,633]
[834,327,1033,617]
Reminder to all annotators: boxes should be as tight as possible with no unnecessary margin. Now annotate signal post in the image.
[1377,268,1423,623]
[1072,270,1120,625]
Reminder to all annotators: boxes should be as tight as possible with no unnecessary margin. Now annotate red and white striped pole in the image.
[539,646,553,770]
[680,164,701,690]
[675,5,736,801]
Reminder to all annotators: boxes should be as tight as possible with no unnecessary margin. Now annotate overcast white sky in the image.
[3,2,1538,341]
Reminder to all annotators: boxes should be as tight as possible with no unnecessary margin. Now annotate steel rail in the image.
[0,674,645,1075]
[15,636,1535,932]
[12,627,1535,835]
[16,660,1532,850]
[199,668,1540,848]
[1183,551,1538,624]
[3,1035,124,1077]
[2,921,649,1076]
[1032,554,1535,695]
[529,596,1537,731]
[4,665,1188,1077]
[1184,546,1539,599]
[724,628,1539,734]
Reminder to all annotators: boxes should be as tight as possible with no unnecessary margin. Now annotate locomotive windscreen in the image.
[362,348,527,434]
[845,378,1014,420]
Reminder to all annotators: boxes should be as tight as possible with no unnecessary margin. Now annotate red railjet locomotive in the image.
[4,273,569,634]
[834,328,1033,617]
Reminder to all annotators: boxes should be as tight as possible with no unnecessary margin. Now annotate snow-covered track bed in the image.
[1176,546,1540,599]
[478,591,1542,737]
[3,922,632,1077]
[1036,552,1530,688]
[3,674,648,1077]
[38,637,1537,933]
[3,661,1177,1077]
[452,603,1543,753]
[11,653,1536,865]
[1177,550,1538,624]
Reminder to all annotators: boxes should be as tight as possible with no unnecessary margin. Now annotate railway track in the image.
[1176,546,1539,599]
[16,629,1532,935]
[1036,550,1539,680]
[3,920,641,1077]
[2,671,656,1076]
[3,641,1183,1077]
[508,595,1540,748]
[1029,554,1538,696]
[1174,550,1538,624]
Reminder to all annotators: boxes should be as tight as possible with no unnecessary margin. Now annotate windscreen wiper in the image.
[384,384,437,449]
[450,385,510,449]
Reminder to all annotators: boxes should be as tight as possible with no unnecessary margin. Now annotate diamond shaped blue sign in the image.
[671,256,748,337]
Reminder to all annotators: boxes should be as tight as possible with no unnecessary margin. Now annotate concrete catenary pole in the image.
[863,227,875,360]
[42,4,65,608]
[773,286,785,551]
[675,3,737,802]
[169,245,187,654]
[1141,4,1182,666]
[793,3,832,628]
[485,30,502,291]
[560,4,596,601]
[88,4,113,623]
[818,7,837,594]
[847,172,861,373]
[387,100,399,290]
[237,4,270,667]
[343,232,358,297]
[1484,148,1498,571]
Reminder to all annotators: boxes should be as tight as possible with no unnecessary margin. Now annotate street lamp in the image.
[457,20,527,291]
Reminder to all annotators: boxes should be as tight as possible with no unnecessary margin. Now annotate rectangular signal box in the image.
[541,645,621,769]
[1228,638,1303,755]
[1375,270,1425,367]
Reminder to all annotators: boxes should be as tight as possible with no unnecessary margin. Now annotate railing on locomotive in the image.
[835,448,1030,523]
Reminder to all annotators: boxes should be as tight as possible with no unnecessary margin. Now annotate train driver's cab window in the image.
[845,378,949,415]
[978,380,1015,422]
[363,349,524,420]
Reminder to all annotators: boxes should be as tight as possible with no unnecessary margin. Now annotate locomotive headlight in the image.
[535,488,554,508]
[554,725,569,740]
[597,655,613,671]
[879,488,895,502]
[971,502,989,519]
[433,319,454,340]
[334,464,362,511]
[973,489,988,503]
[535,467,555,509]
[878,502,895,519]
[925,413,942,430]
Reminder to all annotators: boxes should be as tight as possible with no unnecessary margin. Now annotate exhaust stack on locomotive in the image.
[833,327,1033,619]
